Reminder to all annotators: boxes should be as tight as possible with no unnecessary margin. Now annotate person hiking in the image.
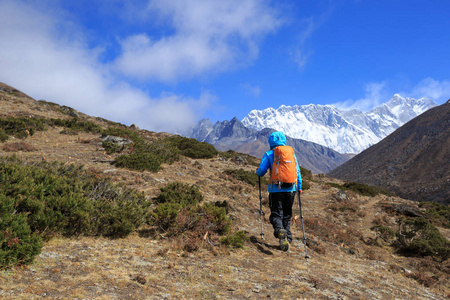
[256,131,302,251]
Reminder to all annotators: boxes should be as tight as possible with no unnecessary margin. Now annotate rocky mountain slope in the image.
[242,95,437,154]
[0,83,449,299]
[187,117,350,174]
[328,100,450,204]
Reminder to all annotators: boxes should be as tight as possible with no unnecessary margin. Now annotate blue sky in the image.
[0,0,449,133]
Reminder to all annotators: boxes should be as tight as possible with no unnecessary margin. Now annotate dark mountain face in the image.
[187,118,350,174]
[328,100,450,204]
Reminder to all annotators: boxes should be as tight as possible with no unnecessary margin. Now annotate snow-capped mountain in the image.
[241,94,437,154]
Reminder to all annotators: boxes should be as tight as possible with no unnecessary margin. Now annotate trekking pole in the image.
[298,190,309,260]
[258,176,264,239]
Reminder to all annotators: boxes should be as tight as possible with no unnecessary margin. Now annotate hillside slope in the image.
[0,83,449,299]
[329,100,450,204]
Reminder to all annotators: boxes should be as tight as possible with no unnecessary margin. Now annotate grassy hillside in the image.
[0,84,449,299]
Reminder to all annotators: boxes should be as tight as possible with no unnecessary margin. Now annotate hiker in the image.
[256,131,302,251]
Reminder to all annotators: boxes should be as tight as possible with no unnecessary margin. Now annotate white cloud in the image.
[406,78,450,104]
[290,6,333,69]
[334,82,388,111]
[113,0,280,82]
[0,0,214,133]
[241,83,261,97]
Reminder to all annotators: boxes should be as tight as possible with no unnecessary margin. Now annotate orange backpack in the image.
[271,145,297,188]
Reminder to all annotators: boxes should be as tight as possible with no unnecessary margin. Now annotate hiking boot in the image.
[278,229,289,251]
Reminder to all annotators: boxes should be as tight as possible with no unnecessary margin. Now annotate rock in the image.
[100,135,132,146]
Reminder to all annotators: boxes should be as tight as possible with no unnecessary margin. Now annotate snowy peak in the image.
[242,95,437,154]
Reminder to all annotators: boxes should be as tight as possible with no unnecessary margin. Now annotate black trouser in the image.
[269,191,295,243]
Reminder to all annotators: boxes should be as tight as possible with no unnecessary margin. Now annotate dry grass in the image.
[0,86,449,299]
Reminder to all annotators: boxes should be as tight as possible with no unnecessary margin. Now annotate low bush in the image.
[150,182,204,231]
[155,182,204,206]
[163,136,218,159]
[112,152,163,172]
[0,117,46,139]
[223,168,266,186]
[418,202,450,228]
[371,216,449,261]
[220,230,248,248]
[396,217,449,260]
[326,181,392,197]
[371,225,397,243]
[0,196,43,269]
[0,129,8,142]
[50,118,102,134]
[300,166,312,181]
[0,156,150,268]
[150,182,232,251]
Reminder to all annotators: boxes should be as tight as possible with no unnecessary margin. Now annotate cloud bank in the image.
[114,0,280,82]
[0,0,279,132]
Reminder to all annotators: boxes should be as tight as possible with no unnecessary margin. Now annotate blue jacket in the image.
[256,131,302,193]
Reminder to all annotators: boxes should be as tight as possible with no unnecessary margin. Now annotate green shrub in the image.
[150,202,185,232]
[150,182,232,251]
[371,225,397,242]
[112,152,163,172]
[143,140,180,164]
[396,217,449,260]
[150,182,204,231]
[0,117,46,139]
[220,230,249,248]
[300,166,313,181]
[102,141,122,154]
[326,181,391,197]
[171,203,231,236]
[224,168,266,186]
[418,202,450,228]
[0,129,8,142]
[0,195,43,269]
[155,182,204,206]
[0,156,149,239]
[219,150,260,167]
[163,136,218,159]
[50,118,102,134]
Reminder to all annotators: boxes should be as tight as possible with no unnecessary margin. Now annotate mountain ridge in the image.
[242,95,437,154]
[328,100,450,204]
[186,117,350,174]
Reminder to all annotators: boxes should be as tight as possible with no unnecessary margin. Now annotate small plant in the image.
[371,225,397,243]
[0,117,46,139]
[223,168,266,186]
[325,181,392,197]
[0,196,43,269]
[220,230,248,248]
[50,118,102,134]
[155,182,204,206]
[418,201,450,228]
[112,152,163,172]
[0,155,150,268]
[300,166,313,181]
[0,129,8,142]
[163,135,218,159]
[150,182,232,252]
[396,217,449,260]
